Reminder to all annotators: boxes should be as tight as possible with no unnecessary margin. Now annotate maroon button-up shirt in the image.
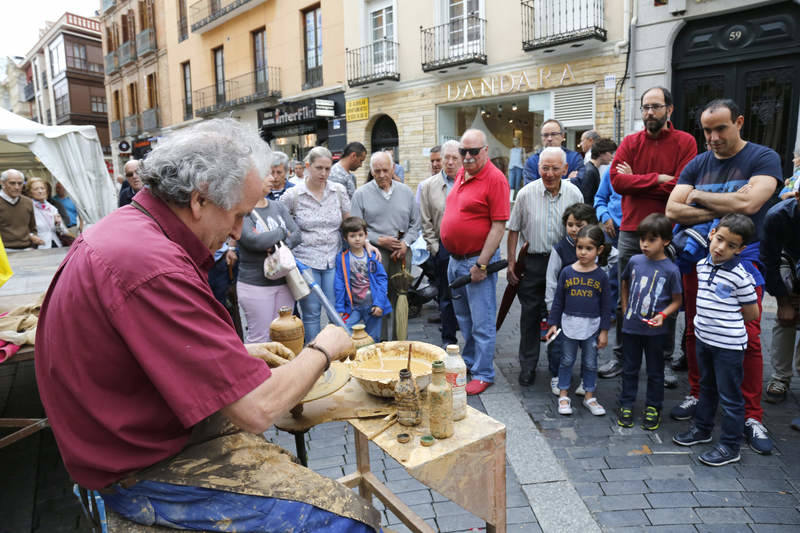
[35,189,271,489]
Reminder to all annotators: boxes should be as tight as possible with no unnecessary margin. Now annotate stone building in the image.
[342,0,630,189]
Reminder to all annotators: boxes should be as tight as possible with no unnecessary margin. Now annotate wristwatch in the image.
[476,262,487,271]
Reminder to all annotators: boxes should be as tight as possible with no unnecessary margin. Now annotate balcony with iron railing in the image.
[189,0,267,34]
[142,107,159,131]
[420,15,487,72]
[111,120,123,139]
[521,0,606,51]
[102,0,116,13]
[119,41,137,67]
[193,67,280,116]
[105,50,119,75]
[66,56,104,75]
[23,82,34,101]
[124,114,140,136]
[136,28,157,57]
[302,60,323,91]
[346,39,400,88]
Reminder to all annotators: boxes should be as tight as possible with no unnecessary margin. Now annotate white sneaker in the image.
[575,381,586,396]
[550,377,560,396]
[583,397,606,416]
[558,396,573,415]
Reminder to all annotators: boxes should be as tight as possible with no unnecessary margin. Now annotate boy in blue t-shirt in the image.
[618,213,682,431]
[673,214,759,467]
[334,217,392,341]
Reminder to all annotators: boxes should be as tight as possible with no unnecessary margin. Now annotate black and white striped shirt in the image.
[694,255,757,351]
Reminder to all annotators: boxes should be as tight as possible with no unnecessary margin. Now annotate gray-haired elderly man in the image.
[508,146,583,388]
[0,169,44,250]
[351,150,420,340]
[35,119,379,532]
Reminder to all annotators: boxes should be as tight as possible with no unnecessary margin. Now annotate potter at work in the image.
[34,119,380,532]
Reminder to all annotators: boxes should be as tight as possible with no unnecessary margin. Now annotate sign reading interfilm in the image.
[346,98,369,122]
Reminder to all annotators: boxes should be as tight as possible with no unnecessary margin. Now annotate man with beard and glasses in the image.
[600,86,697,379]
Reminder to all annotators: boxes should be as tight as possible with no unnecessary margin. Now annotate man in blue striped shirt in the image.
[672,214,759,466]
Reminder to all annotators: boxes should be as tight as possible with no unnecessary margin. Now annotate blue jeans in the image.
[619,333,666,409]
[448,250,500,383]
[558,333,599,392]
[299,267,335,342]
[103,480,374,532]
[345,305,382,342]
[694,339,745,452]
[508,167,523,192]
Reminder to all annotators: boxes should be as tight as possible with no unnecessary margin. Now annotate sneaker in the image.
[744,418,773,455]
[698,443,741,467]
[558,396,573,415]
[642,406,661,431]
[670,395,698,421]
[583,397,606,416]
[617,407,634,428]
[465,379,492,395]
[663,366,678,389]
[550,377,560,396]
[575,381,586,396]
[598,359,623,378]
[672,426,712,447]
[764,379,788,404]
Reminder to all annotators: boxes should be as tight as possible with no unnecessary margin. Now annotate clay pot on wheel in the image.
[351,324,374,357]
[269,306,304,357]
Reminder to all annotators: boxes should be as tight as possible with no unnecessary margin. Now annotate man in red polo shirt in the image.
[35,119,379,532]
[440,128,510,395]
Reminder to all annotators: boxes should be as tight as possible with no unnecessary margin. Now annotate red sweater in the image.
[610,123,697,231]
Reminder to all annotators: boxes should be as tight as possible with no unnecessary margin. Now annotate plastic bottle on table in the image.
[445,344,467,421]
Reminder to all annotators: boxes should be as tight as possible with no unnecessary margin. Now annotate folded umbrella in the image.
[496,242,529,331]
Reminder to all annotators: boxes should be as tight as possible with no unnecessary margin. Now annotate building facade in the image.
[22,13,110,153]
[156,0,346,163]
[101,0,170,171]
[0,57,31,119]
[342,0,629,189]
[632,0,799,176]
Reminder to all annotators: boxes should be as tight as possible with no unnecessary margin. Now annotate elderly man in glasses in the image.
[599,86,697,380]
[440,129,509,395]
[118,159,144,208]
[523,118,585,186]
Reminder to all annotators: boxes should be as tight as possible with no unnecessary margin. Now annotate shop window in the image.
[303,6,322,89]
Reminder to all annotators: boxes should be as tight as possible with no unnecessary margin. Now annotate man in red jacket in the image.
[600,86,697,378]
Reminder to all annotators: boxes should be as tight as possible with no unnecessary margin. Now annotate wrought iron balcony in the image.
[189,0,266,34]
[105,51,119,75]
[521,0,607,51]
[102,0,116,13]
[66,56,103,75]
[182,98,193,121]
[346,39,400,88]
[193,67,280,116]
[420,15,487,72]
[142,107,159,131]
[136,28,157,57]
[119,41,137,67]
[124,114,140,136]
[111,120,122,139]
[23,82,34,102]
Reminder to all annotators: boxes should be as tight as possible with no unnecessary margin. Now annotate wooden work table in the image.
[276,380,507,533]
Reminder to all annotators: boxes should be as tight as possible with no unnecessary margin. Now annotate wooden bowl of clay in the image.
[349,341,446,397]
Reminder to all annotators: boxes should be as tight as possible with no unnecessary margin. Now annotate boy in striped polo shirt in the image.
[672,214,760,466]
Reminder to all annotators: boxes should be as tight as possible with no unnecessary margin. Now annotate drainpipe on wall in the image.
[614,0,632,57]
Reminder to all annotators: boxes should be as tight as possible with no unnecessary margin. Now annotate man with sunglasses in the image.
[599,86,697,379]
[118,159,144,208]
[440,129,510,395]
[523,119,585,186]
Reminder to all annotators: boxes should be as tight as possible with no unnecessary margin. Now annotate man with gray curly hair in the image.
[35,119,377,531]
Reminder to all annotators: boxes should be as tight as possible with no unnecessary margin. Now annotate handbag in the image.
[251,209,297,280]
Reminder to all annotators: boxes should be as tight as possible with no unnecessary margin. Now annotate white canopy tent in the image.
[0,108,116,224]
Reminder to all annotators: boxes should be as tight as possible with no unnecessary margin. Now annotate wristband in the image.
[306,342,331,371]
[658,311,667,319]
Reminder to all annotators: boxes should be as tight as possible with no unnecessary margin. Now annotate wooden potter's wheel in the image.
[301,361,350,403]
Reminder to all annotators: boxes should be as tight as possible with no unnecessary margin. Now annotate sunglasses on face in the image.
[125,173,134,178]
[459,146,485,157]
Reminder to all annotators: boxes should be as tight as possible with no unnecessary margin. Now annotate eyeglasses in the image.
[125,173,134,178]
[459,146,485,157]
[640,104,667,112]
[541,132,563,138]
